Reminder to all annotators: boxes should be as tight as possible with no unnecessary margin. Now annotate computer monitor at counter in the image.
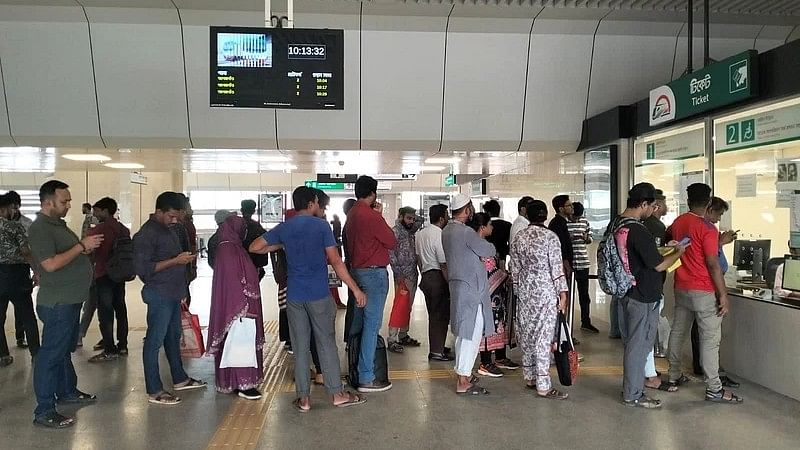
[733,239,771,279]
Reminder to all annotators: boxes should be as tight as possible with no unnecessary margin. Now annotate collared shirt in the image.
[29,212,93,306]
[344,201,397,269]
[0,217,29,265]
[16,214,33,233]
[509,215,529,247]
[389,220,419,280]
[415,224,446,273]
[134,216,188,302]
[87,217,126,279]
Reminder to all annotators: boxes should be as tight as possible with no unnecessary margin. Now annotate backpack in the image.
[596,216,639,297]
[107,224,135,283]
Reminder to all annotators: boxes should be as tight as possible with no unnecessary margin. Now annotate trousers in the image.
[454,306,483,377]
[667,290,723,392]
[286,297,343,397]
[620,296,660,402]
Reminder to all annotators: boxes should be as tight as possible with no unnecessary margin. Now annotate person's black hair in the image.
[354,175,378,199]
[241,199,257,215]
[82,202,91,209]
[5,190,21,206]
[526,200,548,223]
[343,198,357,215]
[709,196,729,212]
[39,180,69,203]
[483,199,501,217]
[572,202,585,218]
[155,191,185,212]
[0,194,12,209]
[551,195,570,211]
[626,198,652,209]
[466,212,491,232]
[93,197,118,216]
[316,189,330,209]
[517,196,534,214]
[429,204,448,224]
[292,186,318,211]
[687,183,712,209]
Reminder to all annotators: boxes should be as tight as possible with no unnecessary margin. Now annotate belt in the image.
[364,265,386,269]
[422,269,442,274]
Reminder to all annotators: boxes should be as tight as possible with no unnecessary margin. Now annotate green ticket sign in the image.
[649,50,758,127]
[715,101,800,153]
[304,180,346,190]
[444,174,456,187]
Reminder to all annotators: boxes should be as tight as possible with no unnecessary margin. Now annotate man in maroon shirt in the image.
[87,197,130,362]
[344,176,397,393]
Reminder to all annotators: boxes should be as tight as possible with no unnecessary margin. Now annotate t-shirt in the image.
[614,220,664,302]
[567,218,591,270]
[668,212,719,293]
[265,215,336,302]
[548,215,574,264]
[415,224,446,273]
[643,215,667,247]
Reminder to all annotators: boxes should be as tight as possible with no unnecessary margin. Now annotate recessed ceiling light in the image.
[425,157,461,164]
[104,162,145,169]
[62,154,112,162]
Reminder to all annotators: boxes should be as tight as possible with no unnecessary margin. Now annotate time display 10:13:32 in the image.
[287,44,326,59]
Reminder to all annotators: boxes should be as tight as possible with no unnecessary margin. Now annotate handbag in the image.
[553,312,579,386]
[180,302,205,358]
[387,286,412,328]
[219,317,258,369]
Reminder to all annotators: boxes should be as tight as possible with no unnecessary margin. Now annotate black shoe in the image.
[118,347,129,356]
[16,339,28,349]
[609,335,621,339]
[581,324,600,334]
[477,363,504,378]
[93,340,104,351]
[721,376,740,388]
[388,342,404,354]
[33,412,75,429]
[443,346,452,354]
[357,380,392,393]
[88,352,119,363]
[0,355,13,367]
[58,391,97,404]
[428,352,454,362]
[237,388,262,400]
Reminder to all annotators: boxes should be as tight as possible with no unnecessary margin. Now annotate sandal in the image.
[293,398,311,413]
[706,389,744,404]
[399,336,421,347]
[58,391,98,404]
[174,378,207,391]
[537,388,569,400]
[388,342,404,354]
[148,392,181,405]
[33,412,76,429]
[334,391,367,408]
[668,374,691,387]
[647,380,678,392]
[457,384,490,395]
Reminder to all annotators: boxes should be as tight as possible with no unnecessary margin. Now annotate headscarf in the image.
[207,215,264,355]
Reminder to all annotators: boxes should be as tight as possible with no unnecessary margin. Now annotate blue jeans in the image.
[142,287,188,395]
[352,268,389,385]
[33,303,82,418]
[609,296,621,338]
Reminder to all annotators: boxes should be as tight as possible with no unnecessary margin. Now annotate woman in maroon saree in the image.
[207,215,265,400]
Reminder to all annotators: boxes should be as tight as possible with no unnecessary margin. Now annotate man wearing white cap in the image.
[442,193,498,395]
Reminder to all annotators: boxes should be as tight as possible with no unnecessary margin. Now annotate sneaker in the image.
[622,395,662,409]
[495,358,520,370]
[16,339,28,349]
[399,335,421,347]
[357,380,393,393]
[721,375,740,389]
[428,352,455,362]
[581,324,600,334]
[477,363,504,378]
[286,344,294,355]
[388,342,404,353]
[88,352,119,363]
[237,388,262,400]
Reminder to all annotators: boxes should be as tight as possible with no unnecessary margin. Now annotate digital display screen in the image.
[210,27,344,109]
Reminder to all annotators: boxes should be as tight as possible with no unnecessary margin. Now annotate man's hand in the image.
[720,230,738,246]
[354,289,367,308]
[372,202,384,214]
[717,293,730,317]
[174,252,197,266]
[81,234,104,252]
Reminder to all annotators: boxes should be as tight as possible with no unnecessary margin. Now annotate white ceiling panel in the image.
[0,5,103,147]
[87,7,190,148]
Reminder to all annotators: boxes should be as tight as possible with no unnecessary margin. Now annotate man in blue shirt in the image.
[250,186,367,412]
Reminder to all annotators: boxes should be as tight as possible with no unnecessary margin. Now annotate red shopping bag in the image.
[180,302,205,358]
[388,287,412,328]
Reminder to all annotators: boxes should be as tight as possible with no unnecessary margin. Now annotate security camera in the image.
[338,160,345,166]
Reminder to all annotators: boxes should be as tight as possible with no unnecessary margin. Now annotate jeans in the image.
[619,296,659,401]
[142,288,188,395]
[352,268,389,385]
[574,269,593,327]
[388,275,418,344]
[95,276,128,353]
[667,290,723,392]
[0,264,39,357]
[33,303,82,418]
[286,297,343,397]
[454,306,483,377]
[644,298,665,378]
[609,296,621,338]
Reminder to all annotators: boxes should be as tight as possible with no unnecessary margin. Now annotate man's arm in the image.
[466,228,497,258]
[248,236,284,254]
[705,254,730,315]
[374,214,398,250]
[326,247,366,307]
[39,234,103,273]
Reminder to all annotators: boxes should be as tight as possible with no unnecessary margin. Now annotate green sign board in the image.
[716,102,800,153]
[304,180,346,190]
[444,174,456,187]
[649,50,758,127]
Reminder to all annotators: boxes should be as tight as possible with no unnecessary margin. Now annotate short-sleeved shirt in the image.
[567,218,591,270]
[614,219,664,302]
[0,217,29,265]
[643,215,667,247]
[87,217,127,279]
[415,224,446,273]
[668,212,719,293]
[265,214,336,302]
[29,213,93,306]
[134,216,188,302]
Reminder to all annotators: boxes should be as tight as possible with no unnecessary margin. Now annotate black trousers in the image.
[691,319,703,375]
[0,264,39,357]
[574,269,593,326]
[419,270,450,354]
[93,275,128,353]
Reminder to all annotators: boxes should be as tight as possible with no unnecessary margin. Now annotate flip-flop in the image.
[457,384,489,396]
[668,374,691,387]
[292,398,311,413]
[334,392,367,408]
[648,381,678,392]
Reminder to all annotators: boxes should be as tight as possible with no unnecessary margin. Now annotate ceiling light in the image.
[425,157,461,164]
[104,162,145,169]
[251,155,291,162]
[261,164,297,171]
[62,154,112,162]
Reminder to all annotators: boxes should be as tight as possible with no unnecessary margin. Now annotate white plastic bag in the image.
[219,317,258,368]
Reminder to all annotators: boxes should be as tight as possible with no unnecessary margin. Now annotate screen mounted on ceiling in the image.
[210,27,344,110]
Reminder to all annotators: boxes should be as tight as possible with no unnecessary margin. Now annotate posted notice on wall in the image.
[735,174,757,198]
[677,171,706,207]
[776,158,800,190]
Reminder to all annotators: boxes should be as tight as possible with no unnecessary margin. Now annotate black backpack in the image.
[107,224,135,283]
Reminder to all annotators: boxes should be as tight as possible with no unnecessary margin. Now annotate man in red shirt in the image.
[87,197,130,362]
[344,176,397,393]
[666,183,742,404]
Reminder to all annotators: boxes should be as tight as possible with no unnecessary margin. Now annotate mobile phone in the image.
[678,237,691,246]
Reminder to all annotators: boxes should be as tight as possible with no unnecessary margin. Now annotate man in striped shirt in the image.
[568,202,598,333]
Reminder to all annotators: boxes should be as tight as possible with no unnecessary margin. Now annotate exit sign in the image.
[444,174,456,187]
[304,180,348,190]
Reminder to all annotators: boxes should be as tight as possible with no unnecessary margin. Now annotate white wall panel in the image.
[441,17,530,152]
[275,13,360,151]
[0,6,103,147]
[361,15,447,152]
[0,61,12,147]
[181,9,277,149]
[86,7,190,148]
